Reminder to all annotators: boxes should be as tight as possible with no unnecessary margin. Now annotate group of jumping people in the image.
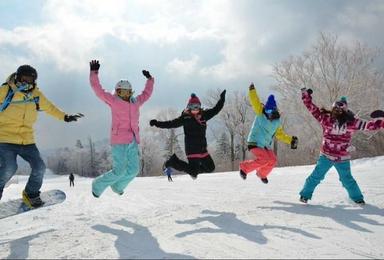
[1,60,384,208]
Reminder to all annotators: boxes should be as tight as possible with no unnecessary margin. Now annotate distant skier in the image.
[0,65,83,208]
[69,173,75,187]
[89,60,154,198]
[299,88,384,205]
[239,83,298,184]
[150,90,226,180]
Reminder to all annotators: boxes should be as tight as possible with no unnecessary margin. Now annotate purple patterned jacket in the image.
[302,91,384,161]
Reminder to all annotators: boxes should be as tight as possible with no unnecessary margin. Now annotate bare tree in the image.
[140,135,155,176]
[214,132,231,171]
[272,32,384,164]
[204,89,253,171]
[147,108,185,175]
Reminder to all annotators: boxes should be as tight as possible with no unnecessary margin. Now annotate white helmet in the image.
[115,79,132,90]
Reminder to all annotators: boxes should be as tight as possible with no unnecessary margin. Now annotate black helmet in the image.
[16,65,38,82]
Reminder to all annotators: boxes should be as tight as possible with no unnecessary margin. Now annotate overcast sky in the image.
[1,0,384,149]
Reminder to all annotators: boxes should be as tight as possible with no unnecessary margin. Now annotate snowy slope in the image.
[1,156,384,259]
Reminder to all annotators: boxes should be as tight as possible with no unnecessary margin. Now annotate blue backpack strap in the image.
[0,84,40,112]
[33,96,40,111]
[0,84,15,112]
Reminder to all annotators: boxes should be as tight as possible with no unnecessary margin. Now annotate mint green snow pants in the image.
[92,141,140,197]
[299,155,363,202]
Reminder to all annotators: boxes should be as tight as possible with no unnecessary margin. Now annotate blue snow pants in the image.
[92,141,140,197]
[0,143,46,198]
[299,155,363,202]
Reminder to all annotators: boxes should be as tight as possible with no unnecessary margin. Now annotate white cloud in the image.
[166,54,200,77]
[0,0,272,81]
[2,0,384,150]
[338,2,384,29]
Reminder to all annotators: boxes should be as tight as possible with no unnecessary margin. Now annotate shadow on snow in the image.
[175,209,321,244]
[0,229,56,259]
[92,219,193,259]
[259,201,384,232]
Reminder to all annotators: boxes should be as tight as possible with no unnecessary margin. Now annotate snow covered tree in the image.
[214,132,231,170]
[272,32,384,165]
[76,140,83,149]
[139,131,162,177]
[216,132,230,159]
[154,108,185,163]
[205,89,253,171]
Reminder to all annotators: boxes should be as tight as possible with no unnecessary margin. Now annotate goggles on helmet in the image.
[188,103,201,110]
[265,109,274,115]
[333,101,347,110]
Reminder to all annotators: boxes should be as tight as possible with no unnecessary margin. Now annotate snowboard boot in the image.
[91,179,99,198]
[299,196,308,203]
[189,172,198,180]
[354,199,365,205]
[22,190,44,208]
[261,178,268,184]
[111,187,124,196]
[163,154,177,169]
[239,170,247,180]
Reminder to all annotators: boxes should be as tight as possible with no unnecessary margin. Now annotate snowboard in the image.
[370,110,384,118]
[0,189,66,219]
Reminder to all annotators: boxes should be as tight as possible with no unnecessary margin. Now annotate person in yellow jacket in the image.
[239,83,298,183]
[0,65,83,208]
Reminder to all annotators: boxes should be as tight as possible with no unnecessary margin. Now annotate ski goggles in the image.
[333,101,347,110]
[265,109,275,115]
[187,103,201,110]
[116,88,134,94]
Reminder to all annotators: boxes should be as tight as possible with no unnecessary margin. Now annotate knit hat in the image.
[115,79,132,90]
[333,96,348,110]
[264,95,277,111]
[187,93,201,109]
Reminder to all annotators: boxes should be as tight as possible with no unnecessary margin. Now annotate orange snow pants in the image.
[239,147,277,178]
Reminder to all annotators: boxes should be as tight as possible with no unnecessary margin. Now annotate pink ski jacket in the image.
[302,91,384,161]
[90,71,154,145]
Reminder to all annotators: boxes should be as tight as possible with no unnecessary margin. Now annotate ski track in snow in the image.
[0,156,384,258]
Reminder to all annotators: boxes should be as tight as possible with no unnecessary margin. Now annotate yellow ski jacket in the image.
[0,73,66,144]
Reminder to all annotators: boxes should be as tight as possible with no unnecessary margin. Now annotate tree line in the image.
[46,32,384,177]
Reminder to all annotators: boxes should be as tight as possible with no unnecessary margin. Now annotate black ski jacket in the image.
[155,96,225,155]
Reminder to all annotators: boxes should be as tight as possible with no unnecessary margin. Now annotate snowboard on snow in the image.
[370,110,384,118]
[0,189,66,219]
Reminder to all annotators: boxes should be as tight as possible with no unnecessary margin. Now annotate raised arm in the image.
[249,83,263,115]
[89,60,114,105]
[136,70,154,105]
[301,88,327,123]
[203,90,226,121]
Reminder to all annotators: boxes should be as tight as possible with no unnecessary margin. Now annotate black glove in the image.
[64,113,84,122]
[90,60,100,72]
[301,87,313,95]
[149,119,158,127]
[249,83,255,90]
[346,110,355,122]
[291,136,298,149]
[220,90,226,100]
[142,70,152,79]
